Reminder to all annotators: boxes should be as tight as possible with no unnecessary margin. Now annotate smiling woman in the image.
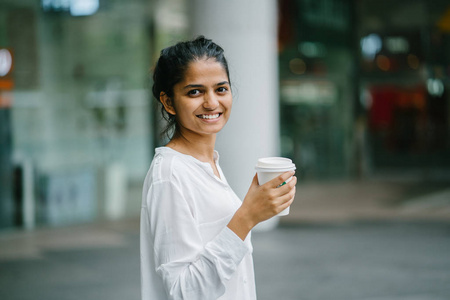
[140,36,297,300]
[152,37,232,141]
[159,57,232,143]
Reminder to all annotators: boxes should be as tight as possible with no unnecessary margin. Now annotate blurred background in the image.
[0,0,449,299]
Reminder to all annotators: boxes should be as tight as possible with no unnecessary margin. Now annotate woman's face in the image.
[163,58,232,138]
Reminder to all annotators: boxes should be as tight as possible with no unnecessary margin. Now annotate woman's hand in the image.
[227,171,297,240]
[242,171,297,225]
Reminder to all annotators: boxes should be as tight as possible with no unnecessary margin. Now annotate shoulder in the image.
[141,148,195,208]
[145,147,192,184]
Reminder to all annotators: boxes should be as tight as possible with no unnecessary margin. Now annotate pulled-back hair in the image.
[152,36,231,140]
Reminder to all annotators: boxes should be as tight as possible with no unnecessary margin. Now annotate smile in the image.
[197,113,221,120]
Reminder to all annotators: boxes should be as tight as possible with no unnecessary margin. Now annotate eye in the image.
[216,86,228,93]
[187,89,201,96]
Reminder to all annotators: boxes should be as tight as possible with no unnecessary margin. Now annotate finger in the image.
[267,171,295,188]
[278,193,295,212]
[277,186,296,206]
[251,173,259,186]
[276,176,297,194]
[270,176,296,198]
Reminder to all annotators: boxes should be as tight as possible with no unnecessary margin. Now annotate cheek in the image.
[171,98,187,115]
[224,97,233,111]
[173,101,194,122]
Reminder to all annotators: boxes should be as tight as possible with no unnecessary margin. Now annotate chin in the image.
[201,126,225,135]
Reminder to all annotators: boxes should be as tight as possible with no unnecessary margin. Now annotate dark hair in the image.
[152,36,231,139]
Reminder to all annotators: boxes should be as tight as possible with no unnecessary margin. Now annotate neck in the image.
[166,131,217,163]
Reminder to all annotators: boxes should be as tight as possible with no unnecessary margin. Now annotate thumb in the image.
[252,173,260,186]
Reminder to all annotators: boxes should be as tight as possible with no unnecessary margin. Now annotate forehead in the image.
[181,58,228,83]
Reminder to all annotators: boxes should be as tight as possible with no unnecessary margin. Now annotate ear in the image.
[160,92,176,116]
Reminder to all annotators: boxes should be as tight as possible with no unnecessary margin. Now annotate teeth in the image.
[199,114,220,119]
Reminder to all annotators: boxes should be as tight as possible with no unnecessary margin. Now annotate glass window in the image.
[2,0,154,226]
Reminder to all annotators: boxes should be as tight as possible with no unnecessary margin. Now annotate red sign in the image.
[0,48,13,108]
[0,48,14,90]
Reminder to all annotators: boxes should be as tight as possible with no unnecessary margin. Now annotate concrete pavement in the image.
[283,178,450,225]
[1,218,449,300]
[1,178,450,300]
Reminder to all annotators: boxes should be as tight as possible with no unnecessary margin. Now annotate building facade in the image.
[1,0,155,228]
[278,0,450,179]
[1,0,449,230]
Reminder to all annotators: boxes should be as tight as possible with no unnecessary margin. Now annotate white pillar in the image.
[104,163,127,220]
[189,0,280,229]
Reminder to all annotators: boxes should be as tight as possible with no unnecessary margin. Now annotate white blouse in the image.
[140,147,256,300]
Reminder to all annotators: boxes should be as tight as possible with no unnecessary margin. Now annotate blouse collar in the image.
[155,147,226,184]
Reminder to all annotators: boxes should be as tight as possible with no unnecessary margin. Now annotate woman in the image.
[140,36,297,300]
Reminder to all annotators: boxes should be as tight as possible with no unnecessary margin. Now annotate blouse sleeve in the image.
[141,179,251,300]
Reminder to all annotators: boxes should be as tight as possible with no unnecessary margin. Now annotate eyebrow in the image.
[183,81,230,89]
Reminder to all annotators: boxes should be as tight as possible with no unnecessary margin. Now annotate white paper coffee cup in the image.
[255,157,296,216]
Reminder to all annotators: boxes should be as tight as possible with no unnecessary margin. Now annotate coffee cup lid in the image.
[255,157,296,172]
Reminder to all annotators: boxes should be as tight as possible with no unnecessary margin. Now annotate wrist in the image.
[227,207,255,241]
[237,207,256,231]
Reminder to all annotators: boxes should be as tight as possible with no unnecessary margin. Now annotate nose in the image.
[203,91,219,110]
